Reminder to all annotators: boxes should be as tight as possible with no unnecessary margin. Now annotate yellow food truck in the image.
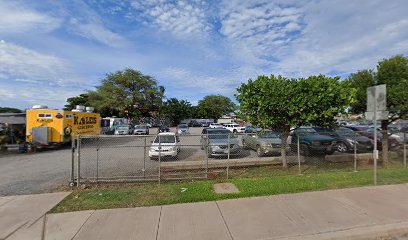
[26,105,100,147]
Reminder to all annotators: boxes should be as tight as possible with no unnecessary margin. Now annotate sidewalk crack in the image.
[70,210,95,240]
[215,201,234,240]
[155,206,162,240]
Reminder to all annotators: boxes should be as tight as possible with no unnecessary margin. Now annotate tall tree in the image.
[65,68,165,118]
[347,70,376,114]
[162,98,192,125]
[64,93,90,111]
[376,55,408,161]
[346,55,408,162]
[197,95,236,120]
[236,75,355,168]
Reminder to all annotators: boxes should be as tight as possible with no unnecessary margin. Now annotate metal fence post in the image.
[404,132,407,169]
[70,135,75,186]
[354,132,357,172]
[206,136,209,179]
[227,134,230,179]
[297,134,301,175]
[96,136,99,183]
[143,136,147,179]
[76,135,81,187]
[158,135,161,184]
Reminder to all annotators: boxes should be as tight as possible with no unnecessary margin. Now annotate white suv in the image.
[209,123,223,128]
[224,123,246,133]
[149,132,180,159]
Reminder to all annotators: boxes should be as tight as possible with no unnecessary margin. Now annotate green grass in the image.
[50,167,408,213]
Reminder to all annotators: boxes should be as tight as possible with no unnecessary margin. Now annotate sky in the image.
[0,0,407,110]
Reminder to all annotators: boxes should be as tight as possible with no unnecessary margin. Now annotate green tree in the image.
[64,93,90,111]
[0,107,22,113]
[65,68,165,118]
[162,98,192,125]
[197,95,236,120]
[236,75,355,168]
[347,70,376,114]
[376,55,408,161]
[346,55,408,162]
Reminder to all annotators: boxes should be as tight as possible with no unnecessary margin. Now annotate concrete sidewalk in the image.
[4,185,408,239]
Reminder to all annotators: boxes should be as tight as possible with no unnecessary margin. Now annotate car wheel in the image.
[233,129,237,133]
[256,145,264,157]
[299,144,310,156]
[337,142,348,153]
[242,140,248,149]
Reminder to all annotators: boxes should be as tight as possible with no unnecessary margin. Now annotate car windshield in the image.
[117,126,129,130]
[135,125,146,129]
[259,131,280,138]
[178,124,188,128]
[154,135,176,143]
[207,130,236,139]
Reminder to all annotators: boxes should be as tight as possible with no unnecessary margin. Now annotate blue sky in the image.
[0,0,407,109]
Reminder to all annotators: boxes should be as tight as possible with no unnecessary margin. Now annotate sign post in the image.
[365,84,387,185]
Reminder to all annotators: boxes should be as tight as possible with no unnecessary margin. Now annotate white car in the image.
[209,123,223,128]
[149,132,180,159]
[224,123,246,133]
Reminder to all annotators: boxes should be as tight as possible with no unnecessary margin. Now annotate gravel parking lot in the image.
[0,126,338,196]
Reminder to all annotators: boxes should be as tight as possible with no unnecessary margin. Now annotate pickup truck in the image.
[291,127,337,156]
[224,123,246,133]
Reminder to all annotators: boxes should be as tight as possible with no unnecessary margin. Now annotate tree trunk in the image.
[381,120,389,163]
[281,125,290,169]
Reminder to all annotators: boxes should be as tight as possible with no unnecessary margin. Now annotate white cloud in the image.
[130,0,211,38]
[0,41,76,85]
[219,0,304,60]
[69,18,129,48]
[0,1,60,34]
[274,0,408,76]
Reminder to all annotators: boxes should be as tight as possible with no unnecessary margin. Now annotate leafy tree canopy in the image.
[197,95,236,120]
[162,98,192,125]
[236,74,355,167]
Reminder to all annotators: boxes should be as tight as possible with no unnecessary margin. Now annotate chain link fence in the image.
[70,129,407,187]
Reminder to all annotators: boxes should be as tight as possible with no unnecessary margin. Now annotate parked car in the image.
[114,125,131,135]
[312,127,373,152]
[344,125,400,150]
[176,124,190,135]
[189,120,202,127]
[133,125,149,135]
[209,123,223,128]
[200,128,241,157]
[291,127,337,156]
[242,130,283,157]
[224,123,246,133]
[201,122,211,127]
[158,125,170,133]
[149,132,180,160]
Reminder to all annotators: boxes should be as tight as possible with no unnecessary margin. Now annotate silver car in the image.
[241,130,282,157]
[176,124,190,135]
[200,128,241,157]
[134,125,149,135]
[114,125,131,135]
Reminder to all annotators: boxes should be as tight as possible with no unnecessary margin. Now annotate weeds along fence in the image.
[70,131,408,187]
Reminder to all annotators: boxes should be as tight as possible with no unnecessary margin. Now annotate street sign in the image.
[366,84,387,186]
[367,84,386,112]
